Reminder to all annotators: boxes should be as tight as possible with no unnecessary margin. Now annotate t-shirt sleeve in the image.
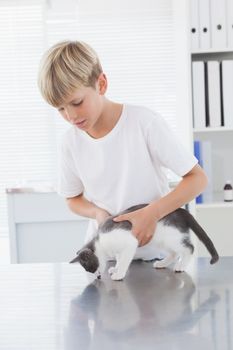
[57,137,84,198]
[146,113,198,177]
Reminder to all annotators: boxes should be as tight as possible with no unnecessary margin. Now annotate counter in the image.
[6,185,179,263]
[0,257,232,349]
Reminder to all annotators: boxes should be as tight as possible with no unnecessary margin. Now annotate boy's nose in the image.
[65,107,78,123]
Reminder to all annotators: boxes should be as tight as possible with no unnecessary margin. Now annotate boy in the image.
[38,40,207,254]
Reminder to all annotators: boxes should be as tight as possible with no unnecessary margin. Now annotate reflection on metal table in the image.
[0,257,232,349]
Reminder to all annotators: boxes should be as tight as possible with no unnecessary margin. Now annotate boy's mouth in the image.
[75,120,86,128]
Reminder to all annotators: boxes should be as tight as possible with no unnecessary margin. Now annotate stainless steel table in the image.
[0,257,232,350]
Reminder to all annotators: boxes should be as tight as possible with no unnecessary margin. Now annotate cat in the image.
[70,204,219,281]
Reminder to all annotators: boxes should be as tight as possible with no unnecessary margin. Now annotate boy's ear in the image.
[97,73,107,95]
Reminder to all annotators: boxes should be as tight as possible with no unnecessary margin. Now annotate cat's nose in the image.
[96,271,101,279]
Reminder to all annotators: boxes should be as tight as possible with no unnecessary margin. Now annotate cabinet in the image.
[193,104,233,256]
[190,1,233,256]
[6,189,89,263]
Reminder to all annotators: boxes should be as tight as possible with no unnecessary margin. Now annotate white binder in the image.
[192,61,206,129]
[190,0,199,51]
[199,0,211,50]
[210,0,227,49]
[207,61,222,127]
[226,0,233,47]
[222,60,233,127]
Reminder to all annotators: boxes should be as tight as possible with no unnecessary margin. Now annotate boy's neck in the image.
[86,99,123,139]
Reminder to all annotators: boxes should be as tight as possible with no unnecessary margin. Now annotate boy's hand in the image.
[113,206,158,246]
[95,208,111,225]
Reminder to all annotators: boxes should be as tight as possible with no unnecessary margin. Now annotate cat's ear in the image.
[69,248,93,264]
[69,255,80,264]
[69,249,82,264]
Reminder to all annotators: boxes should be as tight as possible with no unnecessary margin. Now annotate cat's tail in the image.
[185,210,219,264]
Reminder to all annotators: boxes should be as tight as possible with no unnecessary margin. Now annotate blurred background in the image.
[1,0,189,263]
[1,0,232,264]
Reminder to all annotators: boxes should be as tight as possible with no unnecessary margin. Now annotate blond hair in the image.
[38,41,103,107]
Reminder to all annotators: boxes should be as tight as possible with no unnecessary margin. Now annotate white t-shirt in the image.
[58,104,197,258]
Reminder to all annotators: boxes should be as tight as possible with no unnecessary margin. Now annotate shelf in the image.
[193,127,233,133]
[196,192,233,209]
[197,201,233,209]
[192,48,233,54]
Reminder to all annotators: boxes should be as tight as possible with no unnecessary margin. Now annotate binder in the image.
[192,61,206,129]
[222,60,233,127]
[201,141,213,203]
[194,141,203,203]
[226,0,233,47]
[190,0,199,51]
[219,61,224,127]
[207,61,222,127]
[199,0,211,50]
[210,0,227,49]
[204,62,210,127]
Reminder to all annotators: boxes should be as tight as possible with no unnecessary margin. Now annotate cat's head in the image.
[70,248,100,274]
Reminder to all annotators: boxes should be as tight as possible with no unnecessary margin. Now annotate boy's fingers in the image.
[132,230,143,244]
[139,238,148,247]
[139,234,152,247]
[113,214,125,222]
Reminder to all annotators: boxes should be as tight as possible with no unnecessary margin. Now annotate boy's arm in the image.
[114,164,208,246]
[66,194,110,225]
[147,163,208,220]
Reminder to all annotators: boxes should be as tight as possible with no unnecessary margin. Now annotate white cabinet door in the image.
[7,191,89,263]
[196,206,233,257]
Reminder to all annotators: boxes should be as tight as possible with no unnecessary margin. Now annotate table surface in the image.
[0,257,232,350]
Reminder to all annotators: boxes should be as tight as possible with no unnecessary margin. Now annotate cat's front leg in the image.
[108,254,119,275]
[96,255,107,279]
[111,243,137,281]
[108,266,118,275]
[111,271,126,281]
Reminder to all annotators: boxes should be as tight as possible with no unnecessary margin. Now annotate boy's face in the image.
[57,73,106,132]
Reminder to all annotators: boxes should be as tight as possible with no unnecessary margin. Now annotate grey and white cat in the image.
[70,204,219,281]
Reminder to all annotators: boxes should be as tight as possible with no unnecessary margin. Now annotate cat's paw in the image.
[174,268,185,273]
[108,266,117,275]
[173,261,185,273]
[111,272,126,281]
[153,260,167,269]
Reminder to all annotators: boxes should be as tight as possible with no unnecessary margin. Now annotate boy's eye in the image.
[73,101,83,106]
[58,100,83,111]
